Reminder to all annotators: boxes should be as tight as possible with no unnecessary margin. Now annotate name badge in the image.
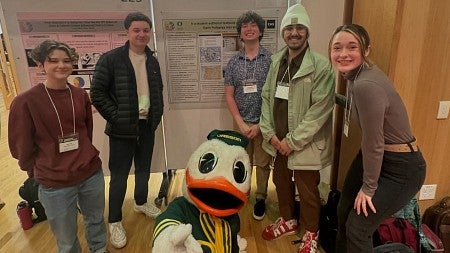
[343,122,349,137]
[59,133,79,153]
[275,81,289,100]
[242,79,257,94]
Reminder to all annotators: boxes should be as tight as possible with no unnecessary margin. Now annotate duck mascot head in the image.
[152,129,251,253]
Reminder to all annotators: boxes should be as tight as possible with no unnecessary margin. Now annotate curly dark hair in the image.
[124,12,152,29]
[30,40,78,65]
[236,11,265,41]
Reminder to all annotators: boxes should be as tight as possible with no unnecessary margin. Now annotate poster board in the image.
[0,0,166,173]
[0,0,345,175]
[153,0,345,169]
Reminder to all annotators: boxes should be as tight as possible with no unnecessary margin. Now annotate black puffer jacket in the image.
[91,41,164,138]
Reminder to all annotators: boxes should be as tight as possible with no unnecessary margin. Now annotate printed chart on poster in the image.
[16,12,130,90]
[162,17,279,110]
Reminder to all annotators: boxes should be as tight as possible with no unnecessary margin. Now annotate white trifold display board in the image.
[153,0,344,170]
[0,0,344,175]
[0,0,166,173]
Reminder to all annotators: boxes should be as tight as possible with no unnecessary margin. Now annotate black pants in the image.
[108,120,155,223]
[336,150,426,253]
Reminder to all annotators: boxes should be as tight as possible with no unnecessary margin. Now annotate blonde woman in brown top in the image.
[329,24,426,253]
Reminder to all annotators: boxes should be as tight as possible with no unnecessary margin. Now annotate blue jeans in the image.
[38,169,107,253]
[336,150,426,253]
[108,120,155,223]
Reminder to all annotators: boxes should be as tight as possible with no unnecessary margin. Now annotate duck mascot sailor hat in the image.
[152,129,252,253]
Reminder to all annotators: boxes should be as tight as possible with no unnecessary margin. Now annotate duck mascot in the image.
[152,129,251,253]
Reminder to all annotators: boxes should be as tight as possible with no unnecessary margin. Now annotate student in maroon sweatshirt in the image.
[8,40,108,253]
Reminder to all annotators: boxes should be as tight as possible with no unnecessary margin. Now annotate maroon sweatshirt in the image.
[8,83,102,188]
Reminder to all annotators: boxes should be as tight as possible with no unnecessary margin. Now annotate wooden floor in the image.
[0,94,323,253]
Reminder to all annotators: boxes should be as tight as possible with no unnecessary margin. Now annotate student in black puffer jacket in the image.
[90,11,164,249]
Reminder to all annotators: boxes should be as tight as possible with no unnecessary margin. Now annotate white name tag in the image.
[59,133,79,153]
[275,82,289,100]
[242,80,257,94]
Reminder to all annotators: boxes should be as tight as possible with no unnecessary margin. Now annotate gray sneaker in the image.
[109,221,127,249]
[134,202,162,218]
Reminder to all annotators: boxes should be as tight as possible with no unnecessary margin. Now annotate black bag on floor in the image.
[19,178,47,223]
[373,242,414,253]
[319,189,340,253]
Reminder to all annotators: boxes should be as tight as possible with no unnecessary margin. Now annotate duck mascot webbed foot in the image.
[152,130,251,253]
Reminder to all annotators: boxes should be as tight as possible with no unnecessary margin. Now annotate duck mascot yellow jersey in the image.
[152,129,251,253]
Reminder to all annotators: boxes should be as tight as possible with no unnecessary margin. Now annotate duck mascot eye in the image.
[152,129,251,253]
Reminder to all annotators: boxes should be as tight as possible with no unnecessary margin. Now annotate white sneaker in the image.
[108,222,127,249]
[134,202,162,218]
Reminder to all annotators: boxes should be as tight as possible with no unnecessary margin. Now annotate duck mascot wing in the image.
[152,129,251,253]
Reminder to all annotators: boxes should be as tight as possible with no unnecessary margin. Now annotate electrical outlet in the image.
[419,184,437,200]
[437,101,450,119]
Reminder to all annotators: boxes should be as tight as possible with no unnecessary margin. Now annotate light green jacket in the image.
[260,47,335,170]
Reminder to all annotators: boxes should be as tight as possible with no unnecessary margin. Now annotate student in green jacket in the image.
[259,4,335,253]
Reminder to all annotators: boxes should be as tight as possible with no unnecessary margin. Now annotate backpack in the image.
[18,178,47,223]
[421,223,444,252]
[377,217,419,252]
[422,197,450,252]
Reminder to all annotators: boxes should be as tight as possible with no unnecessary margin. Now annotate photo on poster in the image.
[79,52,102,69]
[25,49,37,67]
[68,75,91,89]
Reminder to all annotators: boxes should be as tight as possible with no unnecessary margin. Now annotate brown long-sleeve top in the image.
[344,65,415,197]
[8,83,102,188]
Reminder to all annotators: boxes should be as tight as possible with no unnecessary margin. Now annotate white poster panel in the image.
[154,4,286,170]
[163,17,279,110]
[16,12,128,89]
[153,0,344,171]
[0,0,166,173]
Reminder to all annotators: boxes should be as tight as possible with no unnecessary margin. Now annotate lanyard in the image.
[279,65,291,85]
[44,83,76,137]
[344,64,364,125]
[244,52,258,81]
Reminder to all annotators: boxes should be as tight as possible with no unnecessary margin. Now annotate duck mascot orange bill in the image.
[152,129,251,253]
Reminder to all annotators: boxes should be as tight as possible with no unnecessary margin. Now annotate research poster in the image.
[16,12,129,90]
[162,17,279,109]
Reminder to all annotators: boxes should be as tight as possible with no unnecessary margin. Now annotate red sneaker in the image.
[262,217,298,240]
[298,230,319,253]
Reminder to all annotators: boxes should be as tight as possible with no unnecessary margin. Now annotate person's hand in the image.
[237,234,247,253]
[152,223,202,253]
[354,189,376,217]
[246,124,260,139]
[237,121,250,137]
[270,136,281,151]
[279,138,293,156]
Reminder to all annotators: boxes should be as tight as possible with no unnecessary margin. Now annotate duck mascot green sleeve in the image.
[152,129,252,253]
